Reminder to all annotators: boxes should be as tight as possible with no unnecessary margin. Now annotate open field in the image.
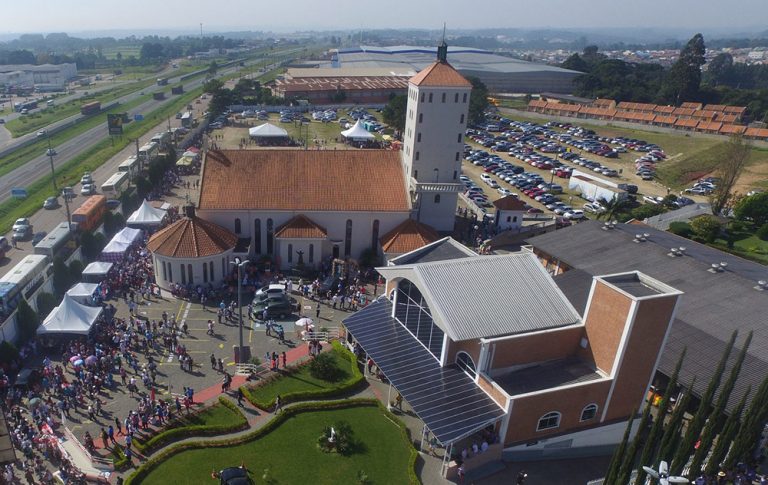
[499,109,768,193]
[101,45,142,60]
[137,405,414,485]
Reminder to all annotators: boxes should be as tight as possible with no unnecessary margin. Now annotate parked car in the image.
[32,231,47,245]
[254,284,286,300]
[36,130,47,138]
[564,209,586,220]
[61,187,75,200]
[46,148,56,156]
[80,184,96,196]
[252,299,295,320]
[12,218,31,232]
[80,172,93,185]
[12,226,31,242]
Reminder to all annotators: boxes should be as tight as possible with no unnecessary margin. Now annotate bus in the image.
[157,78,168,86]
[138,142,159,166]
[72,195,107,232]
[33,222,73,259]
[101,172,129,199]
[14,100,38,113]
[117,156,140,180]
[81,101,101,115]
[0,254,50,317]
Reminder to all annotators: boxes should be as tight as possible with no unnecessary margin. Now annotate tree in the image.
[561,53,589,73]
[689,215,722,243]
[598,197,631,221]
[671,331,737,474]
[657,378,696,464]
[734,192,768,226]
[704,53,734,87]
[709,135,750,215]
[16,299,39,343]
[725,374,768,469]
[52,257,71,297]
[704,386,751,477]
[660,33,706,104]
[757,223,768,241]
[634,349,686,485]
[381,94,407,133]
[604,413,635,485]
[689,332,752,476]
[202,78,224,94]
[36,292,57,319]
[80,231,106,260]
[468,76,489,125]
[208,60,218,77]
[630,203,667,220]
[616,397,653,485]
[69,260,85,284]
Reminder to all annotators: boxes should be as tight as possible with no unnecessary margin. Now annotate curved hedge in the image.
[132,396,248,455]
[240,340,364,410]
[124,399,419,485]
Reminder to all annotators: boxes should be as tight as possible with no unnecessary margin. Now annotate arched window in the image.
[266,219,274,254]
[221,258,225,279]
[287,244,293,264]
[371,220,380,255]
[162,261,167,280]
[203,261,208,282]
[454,92,459,103]
[168,264,173,283]
[254,219,261,254]
[309,244,314,263]
[513,216,518,222]
[234,218,241,234]
[187,264,193,284]
[580,404,598,422]
[506,216,512,223]
[434,194,441,204]
[209,261,214,281]
[180,264,186,284]
[344,219,352,257]
[441,92,446,103]
[537,412,561,431]
[456,351,476,377]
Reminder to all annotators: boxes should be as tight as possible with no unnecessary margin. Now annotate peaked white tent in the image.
[340,120,375,141]
[127,200,166,227]
[37,295,103,336]
[101,227,143,262]
[82,261,113,282]
[66,282,100,306]
[248,123,288,138]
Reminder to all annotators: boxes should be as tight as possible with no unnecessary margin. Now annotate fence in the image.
[301,327,340,342]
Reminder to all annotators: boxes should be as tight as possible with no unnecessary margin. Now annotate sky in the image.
[1,0,765,36]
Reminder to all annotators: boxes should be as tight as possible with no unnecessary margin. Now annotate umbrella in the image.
[73,359,84,367]
[295,317,313,327]
[28,397,42,409]
[69,355,81,363]
[85,356,98,366]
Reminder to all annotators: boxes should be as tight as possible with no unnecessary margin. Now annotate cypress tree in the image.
[704,386,751,477]
[657,378,696,465]
[604,413,636,485]
[689,332,752,476]
[724,374,768,469]
[671,331,737,474]
[634,349,686,485]
[616,397,653,485]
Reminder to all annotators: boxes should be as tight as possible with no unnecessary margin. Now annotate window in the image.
[456,351,476,377]
[309,243,314,263]
[455,152,460,162]
[420,92,424,102]
[221,258,225,279]
[209,261,214,281]
[162,261,167,280]
[288,244,293,263]
[428,93,433,103]
[234,218,241,234]
[460,114,465,124]
[415,151,420,161]
[394,279,444,358]
[457,133,462,143]
[513,216,518,222]
[506,216,511,223]
[254,219,261,254]
[414,170,418,179]
[187,264,193,284]
[417,132,421,142]
[168,264,173,283]
[453,170,457,180]
[344,219,352,257]
[463,92,468,103]
[418,113,423,123]
[455,92,459,103]
[580,404,598,422]
[203,261,208,282]
[442,92,446,103]
[434,194,440,204]
[537,412,561,431]
[180,264,186,284]
[371,220,380,254]
[266,218,274,254]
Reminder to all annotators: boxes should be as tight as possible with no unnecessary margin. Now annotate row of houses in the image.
[527,99,768,140]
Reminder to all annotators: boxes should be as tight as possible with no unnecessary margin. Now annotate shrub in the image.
[668,222,693,238]
[36,292,58,318]
[690,215,723,243]
[756,223,768,241]
[0,341,19,365]
[309,352,342,382]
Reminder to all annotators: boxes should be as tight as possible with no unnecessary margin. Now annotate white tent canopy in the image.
[37,295,103,335]
[66,282,100,306]
[82,261,113,277]
[127,200,166,227]
[340,120,375,141]
[248,123,288,138]
[101,227,143,261]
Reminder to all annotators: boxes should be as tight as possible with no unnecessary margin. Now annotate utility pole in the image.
[46,134,57,192]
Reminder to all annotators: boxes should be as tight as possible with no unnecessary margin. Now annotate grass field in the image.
[101,45,142,60]
[138,405,414,485]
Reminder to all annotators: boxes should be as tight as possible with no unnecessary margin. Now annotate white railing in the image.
[302,327,340,341]
[235,362,270,377]
[62,426,113,470]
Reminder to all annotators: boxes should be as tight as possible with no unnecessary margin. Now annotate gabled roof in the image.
[493,195,527,211]
[200,150,410,212]
[379,219,440,254]
[389,236,476,265]
[147,216,237,258]
[376,252,582,341]
[274,214,327,239]
[409,60,472,88]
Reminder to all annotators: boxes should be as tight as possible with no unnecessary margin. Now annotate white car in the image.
[583,203,606,214]
[564,210,586,220]
[643,195,663,205]
[81,184,95,196]
[497,188,512,196]
[480,173,492,182]
[81,172,93,185]
[12,218,30,232]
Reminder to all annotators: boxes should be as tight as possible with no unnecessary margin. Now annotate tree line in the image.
[562,34,768,123]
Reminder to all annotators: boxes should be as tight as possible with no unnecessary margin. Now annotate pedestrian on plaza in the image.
[316,303,320,319]
[218,358,224,373]
[108,425,116,445]
[115,417,123,436]
[175,397,182,415]
[516,471,528,484]
[124,446,132,463]
[281,351,287,369]
[274,394,281,414]
[237,388,244,407]
[125,434,132,450]
[210,353,216,369]
[201,294,207,310]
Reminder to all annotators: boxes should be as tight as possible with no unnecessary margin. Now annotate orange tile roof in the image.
[199,150,410,212]
[493,195,527,211]
[704,104,728,112]
[408,61,472,87]
[653,105,676,114]
[379,219,440,254]
[723,106,747,114]
[673,107,696,117]
[692,110,717,120]
[674,119,699,128]
[719,114,739,123]
[719,124,746,134]
[697,121,723,132]
[593,98,615,108]
[744,127,768,138]
[274,214,327,239]
[147,216,238,258]
[680,102,703,110]
[528,99,548,109]
[654,115,678,124]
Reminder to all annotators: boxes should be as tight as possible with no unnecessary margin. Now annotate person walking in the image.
[237,388,244,407]
[315,303,320,319]
[281,351,287,369]
[274,394,281,414]
[210,353,216,370]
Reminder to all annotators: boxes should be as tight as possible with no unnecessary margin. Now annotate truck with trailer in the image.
[80,101,101,116]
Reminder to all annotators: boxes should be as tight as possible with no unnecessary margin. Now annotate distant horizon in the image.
[0,0,765,40]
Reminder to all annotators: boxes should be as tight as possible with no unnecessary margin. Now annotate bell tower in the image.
[402,37,472,232]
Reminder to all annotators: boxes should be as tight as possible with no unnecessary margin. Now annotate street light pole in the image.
[46,134,57,192]
[231,257,250,363]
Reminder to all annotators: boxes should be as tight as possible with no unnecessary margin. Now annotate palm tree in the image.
[597,197,630,221]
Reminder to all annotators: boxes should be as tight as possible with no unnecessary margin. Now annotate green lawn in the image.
[138,405,415,485]
[246,347,352,406]
[732,234,768,263]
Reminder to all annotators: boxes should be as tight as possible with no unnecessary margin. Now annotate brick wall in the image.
[490,326,584,370]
